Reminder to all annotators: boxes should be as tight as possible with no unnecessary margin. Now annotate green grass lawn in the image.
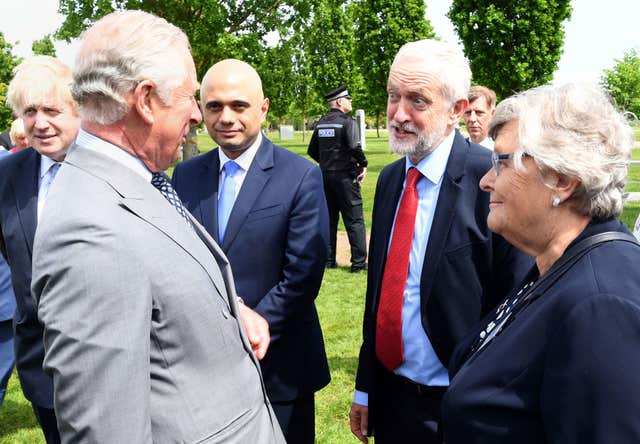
[1,129,639,443]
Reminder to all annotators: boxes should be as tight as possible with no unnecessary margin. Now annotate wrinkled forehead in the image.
[15,81,76,114]
[469,96,492,110]
[388,58,443,99]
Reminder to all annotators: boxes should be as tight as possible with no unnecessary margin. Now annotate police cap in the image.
[324,85,351,102]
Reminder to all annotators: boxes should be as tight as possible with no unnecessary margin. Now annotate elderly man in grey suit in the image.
[31,10,285,444]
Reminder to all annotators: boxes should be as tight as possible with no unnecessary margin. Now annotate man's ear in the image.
[260,97,270,124]
[133,80,156,125]
[449,98,468,125]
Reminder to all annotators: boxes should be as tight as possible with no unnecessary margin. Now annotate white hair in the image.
[72,10,191,125]
[392,39,471,105]
[489,83,634,219]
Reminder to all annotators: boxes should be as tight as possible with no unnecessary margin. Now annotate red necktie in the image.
[376,167,422,371]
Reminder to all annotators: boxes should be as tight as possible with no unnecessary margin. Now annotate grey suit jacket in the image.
[32,142,285,444]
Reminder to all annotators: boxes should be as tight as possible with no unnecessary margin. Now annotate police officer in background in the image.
[308,86,368,272]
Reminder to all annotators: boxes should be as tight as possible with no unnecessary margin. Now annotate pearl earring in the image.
[552,196,560,207]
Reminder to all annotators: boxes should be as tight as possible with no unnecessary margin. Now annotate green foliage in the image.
[601,49,640,118]
[303,0,363,119]
[448,0,572,99]
[56,0,311,80]
[32,34,57,57]
[352,0,435,132]
[0,32,21,131]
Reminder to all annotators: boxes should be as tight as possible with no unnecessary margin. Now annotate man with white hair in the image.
[349,39,530,443]
[0,55,81,444]
[31,10,284,443]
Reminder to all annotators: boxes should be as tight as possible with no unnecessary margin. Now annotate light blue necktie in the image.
[41,162,61,200]
[218,161,240,242]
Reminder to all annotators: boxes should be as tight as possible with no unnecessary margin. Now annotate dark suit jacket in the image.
[0,131,12,151]
[442,219,640,444]
[355,131,531,429]
[0,148,53,407]
[172,137,331,402]
[0,150,16,322]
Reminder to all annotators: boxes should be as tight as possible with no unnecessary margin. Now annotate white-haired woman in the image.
[442,83,640,443]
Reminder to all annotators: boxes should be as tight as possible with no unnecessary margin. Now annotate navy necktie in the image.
[151,172,192,227]
[218,161,240,242]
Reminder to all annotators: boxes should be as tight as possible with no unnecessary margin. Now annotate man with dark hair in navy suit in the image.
[172,59,330,444]
[348,39,531,444]
[0,56,80,443]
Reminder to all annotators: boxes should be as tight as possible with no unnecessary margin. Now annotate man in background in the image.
[349,40,530,443]
[0,55,80,443]
[172,58,330,444]
[31,11,284,443]
[308,86,368,272]
[462,85,497,149]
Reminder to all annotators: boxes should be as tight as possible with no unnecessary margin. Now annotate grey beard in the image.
[388,121,445,158]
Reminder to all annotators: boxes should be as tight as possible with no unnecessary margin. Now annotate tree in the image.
[0,32,21,131]
[352,0,435,135]
[448,0,571,99]
[601,49,640,118]
[303,0,363,120]
[32,34,57,56]
[56,0,311,80]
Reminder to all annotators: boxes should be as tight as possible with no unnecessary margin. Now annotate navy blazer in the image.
[355,131,531,429]
[0,150,16,322]
[172,137,331,402]
[0,148,53,407]
[443,219,640,443]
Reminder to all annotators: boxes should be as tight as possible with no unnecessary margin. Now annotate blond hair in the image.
[6,56,76,114]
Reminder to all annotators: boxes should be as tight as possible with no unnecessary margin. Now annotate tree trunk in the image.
[182,126,199,161]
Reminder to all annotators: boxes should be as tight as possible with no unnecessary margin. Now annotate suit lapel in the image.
[221,138,274,251]
[196,150,220,241]
[66,144,229,302]
[372,159,405,309]
[420,131,468,302]
[12,149,40,254]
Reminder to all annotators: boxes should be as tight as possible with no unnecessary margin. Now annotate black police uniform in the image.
[308,107,368,271]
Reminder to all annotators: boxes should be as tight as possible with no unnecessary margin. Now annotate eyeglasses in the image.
[491,152,531,176]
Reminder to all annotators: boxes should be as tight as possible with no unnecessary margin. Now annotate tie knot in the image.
[151,171,170,188]
[224,161,240,177]
[406,167,421,188]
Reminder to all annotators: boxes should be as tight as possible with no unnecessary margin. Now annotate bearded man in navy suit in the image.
[348,40,531,443]
[172,59,330,444]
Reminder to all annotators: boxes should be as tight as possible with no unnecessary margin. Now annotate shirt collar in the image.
[39,154,57,180]
[405,129,455,185]
[76,129,152,181]
[218,132,263,173]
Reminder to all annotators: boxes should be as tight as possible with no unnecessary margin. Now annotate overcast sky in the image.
[3,0,640,86]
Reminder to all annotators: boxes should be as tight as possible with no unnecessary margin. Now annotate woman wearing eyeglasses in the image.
[441,83,640,444]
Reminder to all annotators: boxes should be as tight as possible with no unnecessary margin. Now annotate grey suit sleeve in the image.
[33,221,153,443]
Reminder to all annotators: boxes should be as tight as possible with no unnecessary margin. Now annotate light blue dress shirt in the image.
[355,130,455,406]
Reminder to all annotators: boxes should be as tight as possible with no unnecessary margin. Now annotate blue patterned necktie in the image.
[151,172,192,227]
[218,161,240,242]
